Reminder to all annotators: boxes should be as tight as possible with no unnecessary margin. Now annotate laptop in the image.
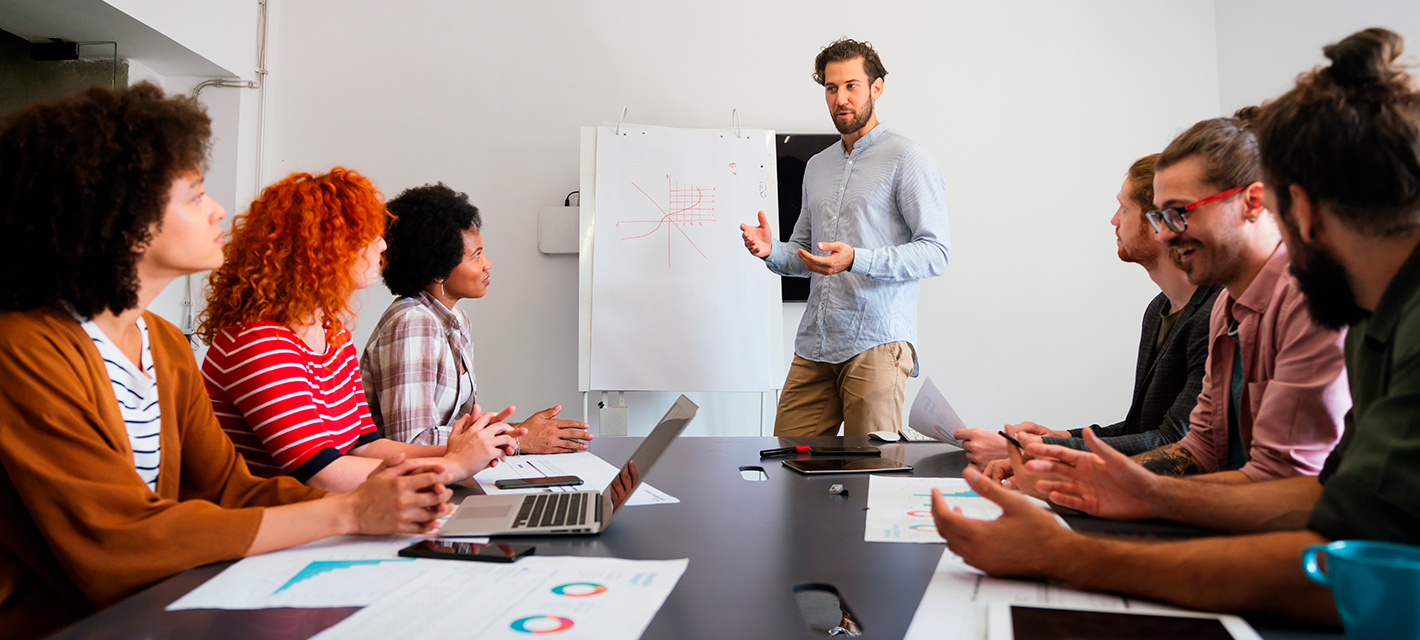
[438,395,697,537]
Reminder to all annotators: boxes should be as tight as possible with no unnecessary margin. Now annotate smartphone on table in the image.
[494,475,584,490]
[399,540,535,563]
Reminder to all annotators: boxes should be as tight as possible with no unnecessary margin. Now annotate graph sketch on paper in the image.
[618,176,717,268]
[590,124,779,392]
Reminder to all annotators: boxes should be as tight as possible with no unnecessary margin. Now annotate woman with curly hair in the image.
[0,84,457,639]
[361,183,592,451]
[198,169,525,493]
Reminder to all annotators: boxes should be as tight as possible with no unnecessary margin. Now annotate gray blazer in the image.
[1045,284,1223,455]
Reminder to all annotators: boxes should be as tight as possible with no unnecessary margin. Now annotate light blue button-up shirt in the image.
[764,125,950,372]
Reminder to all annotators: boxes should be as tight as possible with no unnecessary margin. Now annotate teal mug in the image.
[1302,539,1420,639]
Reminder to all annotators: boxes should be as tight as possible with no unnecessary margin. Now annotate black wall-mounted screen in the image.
[776,133,841,302]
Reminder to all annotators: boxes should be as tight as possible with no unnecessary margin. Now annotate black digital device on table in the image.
[783,459,913,474]
[494,475,584,490]
[399,540,535,563]
[759,445,882,457]
[811,447,881,456]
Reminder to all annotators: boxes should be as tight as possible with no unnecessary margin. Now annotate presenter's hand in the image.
[1021,429,1161,521]
[954,427,1009,466]
[740,211,773,258]
[1009,421,1071,439]
[346,454,455,534]
[797,242,855,275]
[443,405,525,479]
[515,405,593,454]
[931,467,1073,578]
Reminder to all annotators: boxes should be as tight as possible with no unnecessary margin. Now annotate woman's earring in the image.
[439,279,446,298]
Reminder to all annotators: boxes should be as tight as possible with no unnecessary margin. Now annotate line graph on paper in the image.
[617,175,716,268]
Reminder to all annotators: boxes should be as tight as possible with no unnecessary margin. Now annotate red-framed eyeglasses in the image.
[1145,186,1246,234]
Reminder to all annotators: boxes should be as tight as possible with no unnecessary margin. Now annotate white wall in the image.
[101,0,258,78]
[1215,0,1420,114]
[260,0,1224,436]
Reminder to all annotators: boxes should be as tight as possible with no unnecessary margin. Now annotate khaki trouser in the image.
[773,341,914,437]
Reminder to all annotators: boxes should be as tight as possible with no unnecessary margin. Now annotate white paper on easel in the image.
[909,377,967,446]
[590,124,778,392]
[903,550,1184,640]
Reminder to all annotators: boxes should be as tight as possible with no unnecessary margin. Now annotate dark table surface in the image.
[47,436,1343,640]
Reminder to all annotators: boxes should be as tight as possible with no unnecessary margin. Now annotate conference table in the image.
[47,436,1344,640]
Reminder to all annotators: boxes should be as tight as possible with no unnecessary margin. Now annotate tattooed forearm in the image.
[1131,443,1205,476]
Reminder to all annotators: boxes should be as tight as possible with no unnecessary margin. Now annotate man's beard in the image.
[1288,238,1368,331]
[833,98,874,135]
[1118,227,1161,266]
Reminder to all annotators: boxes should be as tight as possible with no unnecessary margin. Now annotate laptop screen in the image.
[600,395,698,523]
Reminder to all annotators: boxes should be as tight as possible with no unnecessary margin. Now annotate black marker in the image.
[760,445,811,457]
[1001,432,1025,452]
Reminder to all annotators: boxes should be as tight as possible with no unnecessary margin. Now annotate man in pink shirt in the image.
[1121,113,1349,487]
[995,113,1349,517]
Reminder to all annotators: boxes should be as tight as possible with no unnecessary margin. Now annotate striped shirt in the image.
[361,292,476,445]
[764,125,951,371]
[202,322,378,481]
[80,317,161,491]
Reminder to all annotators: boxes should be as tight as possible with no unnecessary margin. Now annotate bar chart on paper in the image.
[166,536,439,610]
[865,476,1005,543]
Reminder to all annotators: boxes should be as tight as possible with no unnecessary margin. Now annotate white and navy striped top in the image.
[81,317,161,491]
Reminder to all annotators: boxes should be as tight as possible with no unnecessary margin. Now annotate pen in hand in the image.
[1000,432,1026,453]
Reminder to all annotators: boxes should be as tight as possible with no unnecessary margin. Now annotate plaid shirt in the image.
[360,292,476,445]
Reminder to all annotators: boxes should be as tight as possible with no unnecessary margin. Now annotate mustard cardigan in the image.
[0,310,324,639]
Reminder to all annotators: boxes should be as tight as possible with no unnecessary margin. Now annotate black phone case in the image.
[494,477,584,489]
[813,447,882,456]
[398,542,535,563]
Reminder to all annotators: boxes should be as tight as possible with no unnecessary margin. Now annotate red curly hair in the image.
[198,167,387,347]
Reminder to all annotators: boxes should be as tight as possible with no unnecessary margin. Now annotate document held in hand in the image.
[908,377,966,447]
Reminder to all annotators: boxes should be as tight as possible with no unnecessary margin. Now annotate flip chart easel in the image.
[577,109,783,434]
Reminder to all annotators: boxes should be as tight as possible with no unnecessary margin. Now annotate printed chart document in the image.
[909,377,966,446]
[311,556,688,640]
[471,451,678,505]
[865,476,1057,543]
[167,535,455,610]
[904,550,1183,640]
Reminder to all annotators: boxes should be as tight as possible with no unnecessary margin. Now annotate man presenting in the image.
[741,38,950,437]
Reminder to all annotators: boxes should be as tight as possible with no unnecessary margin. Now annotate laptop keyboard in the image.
[511,492,590,529]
